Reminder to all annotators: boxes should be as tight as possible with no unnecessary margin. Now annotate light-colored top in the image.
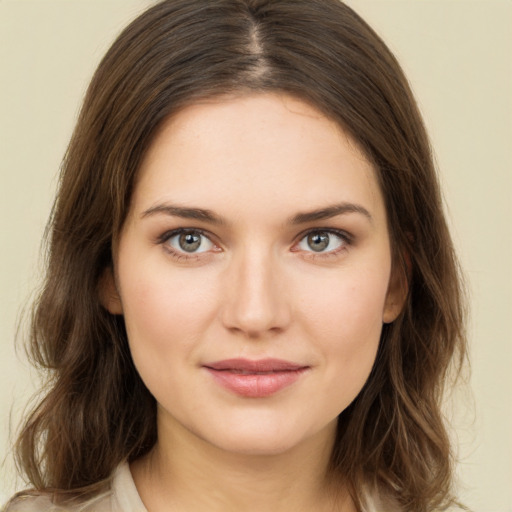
[4,463,396,512]
[4,465,144,512]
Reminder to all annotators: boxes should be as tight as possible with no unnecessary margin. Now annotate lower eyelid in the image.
[157,229,225,264]
[157,228,352,261]
[161,242,216,263]
[293,230,352,252]
[171,233,214,252]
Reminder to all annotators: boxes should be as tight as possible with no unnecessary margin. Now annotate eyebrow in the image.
[141,201,372,225]
[289,203,372,224]
[141,204,226,225]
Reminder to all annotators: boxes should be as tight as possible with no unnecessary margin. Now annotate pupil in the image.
[308,232,329,252]
[179,232,201,252]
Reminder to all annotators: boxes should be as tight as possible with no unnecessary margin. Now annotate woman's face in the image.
[104,93,404,456]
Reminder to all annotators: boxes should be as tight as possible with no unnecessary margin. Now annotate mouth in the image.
[203,358,310,398]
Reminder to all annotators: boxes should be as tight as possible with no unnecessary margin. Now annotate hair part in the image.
[15,1,467,511]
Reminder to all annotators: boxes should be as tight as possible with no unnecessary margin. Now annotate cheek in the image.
[298,268,388,395]
[119,264,219,367]
[302,265,389,342]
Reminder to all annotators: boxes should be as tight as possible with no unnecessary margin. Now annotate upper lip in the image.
[203,358,308,372]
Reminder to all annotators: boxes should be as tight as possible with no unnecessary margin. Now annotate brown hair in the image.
[15,1,467,510]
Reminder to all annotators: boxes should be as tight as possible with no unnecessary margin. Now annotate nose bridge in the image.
[221,243,290,336]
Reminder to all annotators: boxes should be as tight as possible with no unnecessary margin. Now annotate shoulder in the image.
[3,492,111,512]
[2,494,55,512]
[362,486,402,512]
[2,463,145,512]
[362,489,464,512]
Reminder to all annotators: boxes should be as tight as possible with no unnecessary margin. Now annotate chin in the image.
[212,435,306,457]
[196,416,337,459]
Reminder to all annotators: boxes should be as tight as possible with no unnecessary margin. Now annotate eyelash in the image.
[157,228,353,262]
[157,228,218,262]
[292,228,352,260]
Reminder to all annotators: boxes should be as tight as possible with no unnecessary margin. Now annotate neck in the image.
[131,416,355,512]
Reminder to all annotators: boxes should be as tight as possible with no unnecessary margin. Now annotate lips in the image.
[203,358,309,398]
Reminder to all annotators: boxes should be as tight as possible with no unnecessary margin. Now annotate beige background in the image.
[1,1,511,510]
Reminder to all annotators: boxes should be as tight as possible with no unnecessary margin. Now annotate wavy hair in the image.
[14,1,467,510]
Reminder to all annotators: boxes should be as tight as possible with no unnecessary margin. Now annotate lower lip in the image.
[205,368,308,398]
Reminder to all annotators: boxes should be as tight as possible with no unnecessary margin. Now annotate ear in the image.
[383,256,410,324]
[98,267,123,315]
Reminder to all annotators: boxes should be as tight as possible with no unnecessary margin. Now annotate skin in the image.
[102,93,406,512]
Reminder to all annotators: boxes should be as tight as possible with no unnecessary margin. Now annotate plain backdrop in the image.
[1,1,511,510]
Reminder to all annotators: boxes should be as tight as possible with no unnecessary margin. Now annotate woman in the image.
[6,1,467,511]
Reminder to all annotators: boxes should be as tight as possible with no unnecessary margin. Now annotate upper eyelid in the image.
[158,229,218,258]
[292,230,352,261]
[157,227,216,243]
[294,227,352,242]
[156,227,352,248]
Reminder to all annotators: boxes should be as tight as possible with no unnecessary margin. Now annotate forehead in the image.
[132,93,385,227]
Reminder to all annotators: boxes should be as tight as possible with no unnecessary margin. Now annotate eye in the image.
[165,229,215,254]
[296,230,347,253]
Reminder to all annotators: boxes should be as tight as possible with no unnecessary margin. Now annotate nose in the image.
[220,247,291,338]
